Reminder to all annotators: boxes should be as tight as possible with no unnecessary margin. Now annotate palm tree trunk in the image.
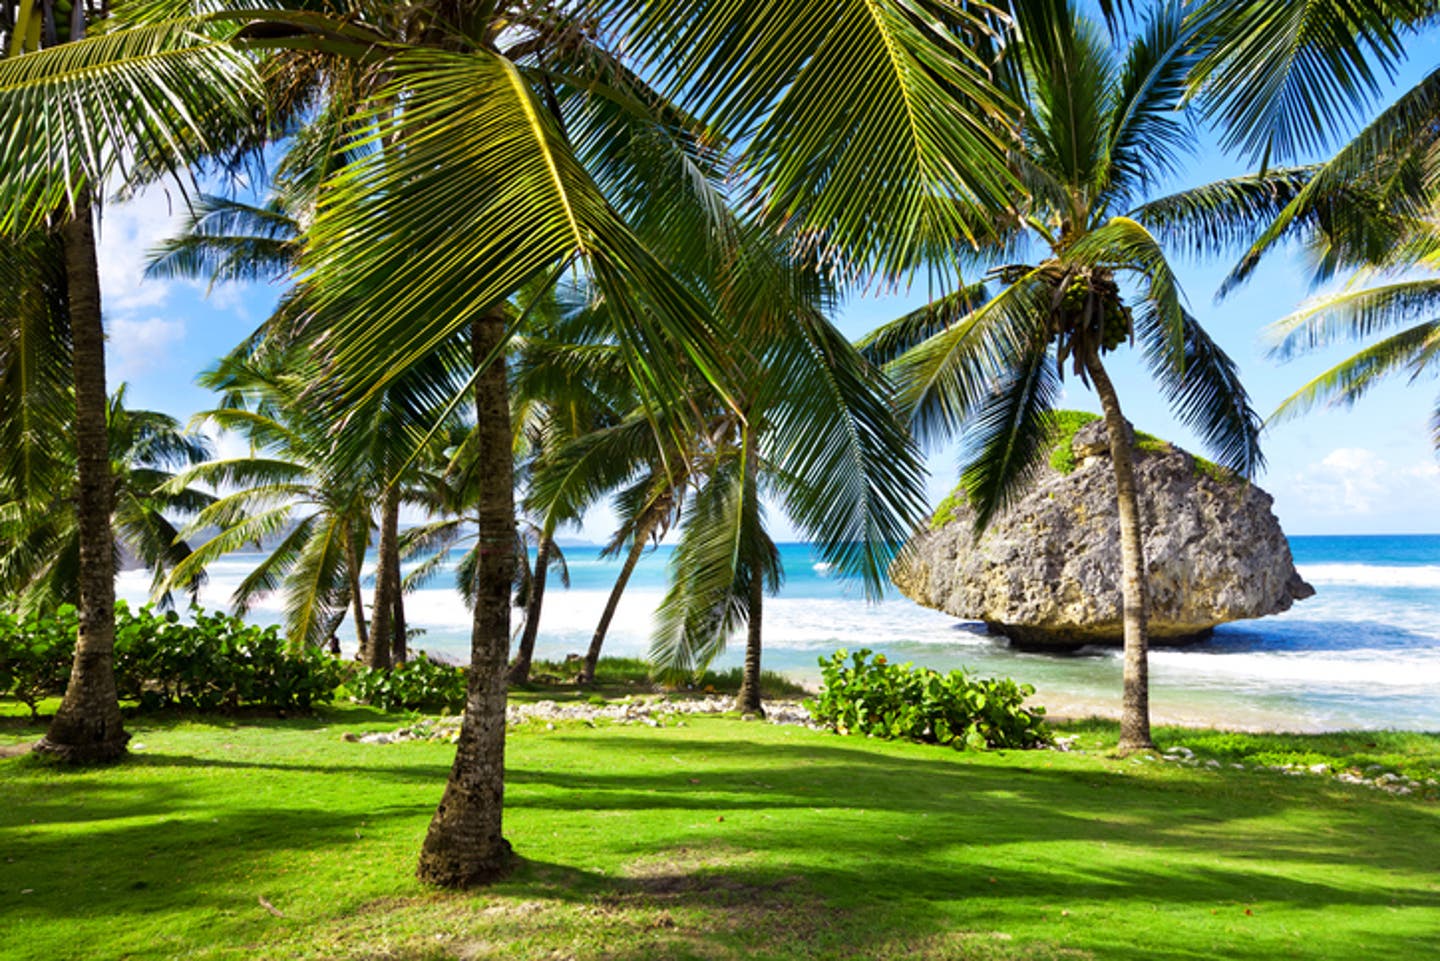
[734,428,765,717]
[1082,346,1155,752]
[507,531,552,684]
[391,569,407,665]
[734,567,766,716]
[365,484,400,670]
[416,311,515,887]
[580,514,657,685]
[35,197,129,763]
[347,530,370,657]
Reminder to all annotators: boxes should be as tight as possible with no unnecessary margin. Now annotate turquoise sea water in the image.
[119,534,1440,732]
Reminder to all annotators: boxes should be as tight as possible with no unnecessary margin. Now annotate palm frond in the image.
[1266,278,1440,360]
[1103,1,1197,204]
[1271,321,1440,425]
[649,457,778,679]
[888,270,1054,447]
[1131,167,1314,262]
[1136,306,1264,478]
[1187,0,1426,165]
[610,0,1019,276]
[0,19,262,230]
[955,332,1062,532]
[856,283,988,367]
[759,309,928,598]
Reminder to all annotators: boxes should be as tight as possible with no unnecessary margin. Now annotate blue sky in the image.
[96,28,1440,540]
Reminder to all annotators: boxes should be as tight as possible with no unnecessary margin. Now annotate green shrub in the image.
[349,653,467,712]
[0,606,78,717]
[112,604,343,711]
[0,602,344,713]
[806,649,1050,750]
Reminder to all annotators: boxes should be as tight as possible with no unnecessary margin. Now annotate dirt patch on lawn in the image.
[0,742,33,759]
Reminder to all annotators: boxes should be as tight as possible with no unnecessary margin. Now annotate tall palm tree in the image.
[0,0,1020,882]
[867,1,1266,752]
[0,386,214,615]
[162,353,378,650]
[0,0,266,763]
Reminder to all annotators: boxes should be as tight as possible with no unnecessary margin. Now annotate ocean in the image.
[117,534,1440,732]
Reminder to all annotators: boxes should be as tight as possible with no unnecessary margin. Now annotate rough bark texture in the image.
[733,430,765,717]
[580,515,656,685]
[35,200,130,763]
[365,484,401,670]
[347,531,370,655]
[416,312,516,887]
[892,419,1311,647]
[507,533,551,685]
[391,565,407,665]
[734,567,766,717]
[1084,351,1154,752]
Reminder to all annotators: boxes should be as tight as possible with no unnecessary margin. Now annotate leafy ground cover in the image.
[2,701,1437,961]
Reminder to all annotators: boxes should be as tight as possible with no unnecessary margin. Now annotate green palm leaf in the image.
[1270,321,1440,424]
[610,0,1019,275]
[1187,0,1429,165]
[0,19,261,230]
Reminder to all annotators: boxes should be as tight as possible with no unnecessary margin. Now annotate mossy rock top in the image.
[932,411,1235,530]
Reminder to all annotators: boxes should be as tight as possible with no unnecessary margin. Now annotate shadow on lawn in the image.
[4,728,1438,961]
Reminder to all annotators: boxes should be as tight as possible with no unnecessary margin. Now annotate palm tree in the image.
[0,386,214,614]
[162,353,378,650]
[0,0,1020,882]
[867,2,1266,752]
[630,221,929,716]
[0,0,269,763]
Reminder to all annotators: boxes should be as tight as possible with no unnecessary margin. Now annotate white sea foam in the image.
[115,544,1440,728]
[1298,562,1440,589]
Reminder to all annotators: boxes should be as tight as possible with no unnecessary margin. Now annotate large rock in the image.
[893,417,1314,649]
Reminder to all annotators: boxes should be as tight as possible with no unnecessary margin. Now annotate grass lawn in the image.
[2,702,1438,961]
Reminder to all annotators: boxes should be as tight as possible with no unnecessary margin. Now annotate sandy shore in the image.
[1029,691,1345,733]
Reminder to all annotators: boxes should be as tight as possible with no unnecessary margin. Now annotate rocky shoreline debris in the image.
[1156,744,1436,796]
[341,696,821,745]
[340,703,1435,799]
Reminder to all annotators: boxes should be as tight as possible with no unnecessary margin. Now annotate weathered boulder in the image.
[892,415,1314,649]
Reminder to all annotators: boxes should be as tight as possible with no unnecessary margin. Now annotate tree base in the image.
[733,695,765,719]
[1116,738,1156,755]
[416,837,516,889]
[31,730,129,765]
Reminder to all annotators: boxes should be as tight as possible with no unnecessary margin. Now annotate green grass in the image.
[3,706,1438,961]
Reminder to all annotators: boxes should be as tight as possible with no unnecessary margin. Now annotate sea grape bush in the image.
[0,607,77,717]
[0,602,344,712]
[807,649,1050,750]
[349,653,467,712]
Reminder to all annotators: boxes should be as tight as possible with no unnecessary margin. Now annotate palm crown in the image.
[869,2,1267,529]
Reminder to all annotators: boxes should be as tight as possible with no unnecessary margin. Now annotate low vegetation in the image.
[2,704,1436,961]
[807,648,1049,749]
[0,604,342,715]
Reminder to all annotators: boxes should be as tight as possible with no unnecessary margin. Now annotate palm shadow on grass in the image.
[3,725,1437,961]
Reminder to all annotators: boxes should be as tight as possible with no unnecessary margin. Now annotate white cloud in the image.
[1287,447,1440,517]
[95,186,192,314]
[107,315,187,383]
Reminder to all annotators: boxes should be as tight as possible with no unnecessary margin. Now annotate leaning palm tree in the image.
[0,386,214,615]
[867,1,1267,752]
